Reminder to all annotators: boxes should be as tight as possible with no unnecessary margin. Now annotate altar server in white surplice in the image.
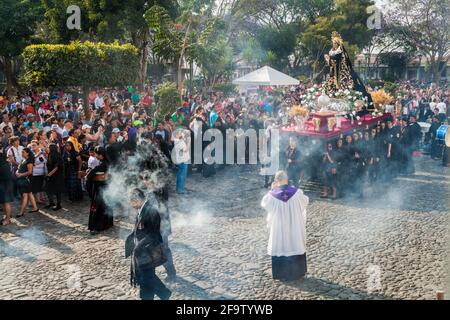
[261,170,309,281]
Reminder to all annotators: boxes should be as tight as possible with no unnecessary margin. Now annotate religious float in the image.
[279,32,393,179]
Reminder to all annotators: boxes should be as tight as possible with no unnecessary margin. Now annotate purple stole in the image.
[271,185,298,202]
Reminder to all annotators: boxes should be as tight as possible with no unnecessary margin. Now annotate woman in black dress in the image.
[63,141,83,202]
[16,148,39,217]
[0,143,14,225]
[45,143,64,211]
[87,146,113,234]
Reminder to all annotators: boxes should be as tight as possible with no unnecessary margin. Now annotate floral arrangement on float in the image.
[289,105,310,131]
[370,89,393,113]
[301,85,367,114]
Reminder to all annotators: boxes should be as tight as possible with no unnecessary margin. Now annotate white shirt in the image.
[261,187,309,257]
[56,126,64,137]
[0,122,13,132]
[437,102,447,114]
[95,96,104,109]
[33,152,47,176]
[7,146,21,164]
[88,156,100,170]
[429,102,437,111]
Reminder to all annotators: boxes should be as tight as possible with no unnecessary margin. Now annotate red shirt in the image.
[142,95,151,107]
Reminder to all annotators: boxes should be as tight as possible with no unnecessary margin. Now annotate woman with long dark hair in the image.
[45,143,64,211]
[16,147,39,217]
[63,141,83,202]
[30,140,47,204]
[86,146,113,234]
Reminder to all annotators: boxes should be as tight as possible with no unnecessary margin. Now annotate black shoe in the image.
[159,290,172,300]
[52,205,62,211]
[44,204,54,209]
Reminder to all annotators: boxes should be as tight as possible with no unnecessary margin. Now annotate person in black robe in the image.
[386,119,402,179]
[403,115,422,174]
[45,143,64,211]
[63,141,83,202]
[340,135,354,194]
[362,130,376,181]
[370,128,381,181]
[127,188,171,300]
[348,140,366,197]
[334,138,346,196]
[429,116,443,159]
[321,142,338,199]
[87,146,113,234]
[285,137,302,187]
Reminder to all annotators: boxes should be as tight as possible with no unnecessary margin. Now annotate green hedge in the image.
[22,41,139,89]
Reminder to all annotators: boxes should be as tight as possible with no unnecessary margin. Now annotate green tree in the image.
[256,24,298,71]
[0,0,43,94]
[40,0,179,88]
[379,52,411,81]
[297,0,375,80]
[385,0,450,82]
[22,41,138,115]
[154,82,181,116]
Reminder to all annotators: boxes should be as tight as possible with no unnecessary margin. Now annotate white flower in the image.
[352,111,356,116]
[356,116,361,120]
[353,96,357,100]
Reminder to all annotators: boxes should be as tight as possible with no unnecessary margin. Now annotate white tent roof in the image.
[232,66,299,86]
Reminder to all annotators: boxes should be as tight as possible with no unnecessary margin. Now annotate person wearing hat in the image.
[171,108,185,130]
[24,113,40,130]
[105,127,127,167]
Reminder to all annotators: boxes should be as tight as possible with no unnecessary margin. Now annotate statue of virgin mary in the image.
[324,31,373,113]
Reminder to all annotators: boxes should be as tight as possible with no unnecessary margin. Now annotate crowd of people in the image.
[0,80,448,225]
[0,79,448,299]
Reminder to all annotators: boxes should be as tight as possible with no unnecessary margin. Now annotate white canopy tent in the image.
[232,66,300,86]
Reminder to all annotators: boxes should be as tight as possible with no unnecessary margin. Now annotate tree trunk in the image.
[82,86,90,119]
[137,29,150,90]
[431,60,440,83]
[178,17,193,97]
[0,56,20,95]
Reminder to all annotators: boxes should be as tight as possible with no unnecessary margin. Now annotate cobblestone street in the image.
[1,155,449,300]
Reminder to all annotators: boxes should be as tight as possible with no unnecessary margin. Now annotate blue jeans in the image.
[176,163,187,193]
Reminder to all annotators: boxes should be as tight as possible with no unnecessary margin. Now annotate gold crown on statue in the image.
[331,31,343,45]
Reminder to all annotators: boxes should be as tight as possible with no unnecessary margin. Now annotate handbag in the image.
[126,202,167,268]
[134,238,167,269]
